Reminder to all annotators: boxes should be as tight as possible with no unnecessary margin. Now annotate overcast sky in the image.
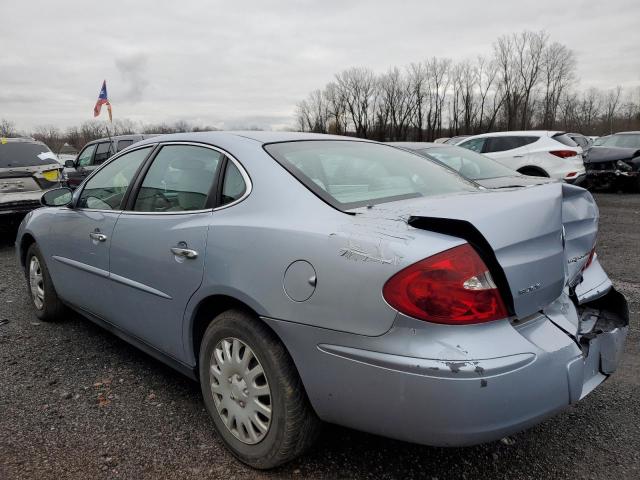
[2,0,639,132]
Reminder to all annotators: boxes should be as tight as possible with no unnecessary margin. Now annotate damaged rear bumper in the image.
[265,281,628,447]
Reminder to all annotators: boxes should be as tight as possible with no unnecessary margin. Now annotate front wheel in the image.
[25,243,65,321]
[199,309,320,469]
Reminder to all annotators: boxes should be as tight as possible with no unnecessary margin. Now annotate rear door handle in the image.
[170,247,198,259]
[89,232,107,242]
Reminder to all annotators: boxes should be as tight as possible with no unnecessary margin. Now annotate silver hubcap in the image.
[209,337,272,444]
[29,256,45,310]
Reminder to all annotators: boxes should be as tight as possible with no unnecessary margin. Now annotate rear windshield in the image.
[0,141,59,168]
[598,133,640,149]
[418,146,516,180]
[552,133,578,147]
[264,141,478,210]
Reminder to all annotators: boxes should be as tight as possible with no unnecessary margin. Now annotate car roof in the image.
[85,133,158,145]
[387,142,439,150]
[460,131,564,140]
[614,131,640,135]
[1,137,47,146]
[131,131,373,148]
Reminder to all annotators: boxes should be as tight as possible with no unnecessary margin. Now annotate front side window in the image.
[93,142,113,165]
[133,145,222,212]
[78,147,151,210]
[264,141,477,210]
[459,138,485,153]
[77,144,97,167]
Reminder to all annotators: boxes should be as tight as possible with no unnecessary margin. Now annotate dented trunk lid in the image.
[355,183,598,319]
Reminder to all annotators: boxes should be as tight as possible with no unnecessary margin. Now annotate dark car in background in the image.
[567,133,593,152]
[388,142,556,188]
[64,134,157,188]
[0,138,63,219]
[583,132,640,191]
[584,147,640,191]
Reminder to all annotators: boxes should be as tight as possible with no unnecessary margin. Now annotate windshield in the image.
[0,141,59,168]
[598,134,640,149]
[416,146,516,180]
[264,141,478,210]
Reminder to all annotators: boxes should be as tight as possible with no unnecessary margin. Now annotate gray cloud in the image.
[115,53,150,103]
[1,0,638,131]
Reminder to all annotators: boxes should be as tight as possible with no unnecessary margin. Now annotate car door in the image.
[107,143,225,359]
[47,146,154,318]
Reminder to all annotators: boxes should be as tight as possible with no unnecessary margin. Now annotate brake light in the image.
[382,244,508,325]
[583,247,596,271]
[550,150,577,158]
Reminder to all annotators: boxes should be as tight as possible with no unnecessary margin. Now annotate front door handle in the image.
[89,232,107,242]
[171,247,198,259]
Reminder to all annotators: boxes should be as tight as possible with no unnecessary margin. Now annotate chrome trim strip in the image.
[109,272,172,299]
[52,255,109,278]
[52,255,172,299]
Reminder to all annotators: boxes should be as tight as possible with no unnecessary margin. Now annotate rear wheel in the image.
[517,166,549,177]
[199,309,320,469]
[25,243,65,321]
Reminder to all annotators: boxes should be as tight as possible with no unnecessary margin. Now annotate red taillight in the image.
[583,247,596,271]
[550,150,577,158]
[382,244,508,325]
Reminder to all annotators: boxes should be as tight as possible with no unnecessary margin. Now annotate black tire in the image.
[198,309,320,469]
[25,243,65,322]
[517,167,549,178]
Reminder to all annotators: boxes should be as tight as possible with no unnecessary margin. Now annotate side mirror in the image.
[64,160,75,168]
[41,188,73,207]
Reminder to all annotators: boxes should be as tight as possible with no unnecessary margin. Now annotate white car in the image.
[456,131,585,183]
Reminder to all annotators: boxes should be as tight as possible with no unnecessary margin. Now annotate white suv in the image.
[456,131,585,183]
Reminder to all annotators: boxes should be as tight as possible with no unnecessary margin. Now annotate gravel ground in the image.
[1,193,639,480]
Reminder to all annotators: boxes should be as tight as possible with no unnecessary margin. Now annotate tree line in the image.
[0,118,222,154]
[296,30,640,141]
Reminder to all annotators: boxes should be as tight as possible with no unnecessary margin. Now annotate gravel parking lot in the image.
[1,193,639,480]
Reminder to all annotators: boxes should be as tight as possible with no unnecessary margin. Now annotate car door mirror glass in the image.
[64,160,75,168]
[41,188,73,207]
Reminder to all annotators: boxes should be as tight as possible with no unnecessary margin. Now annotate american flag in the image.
[93,80,112,122]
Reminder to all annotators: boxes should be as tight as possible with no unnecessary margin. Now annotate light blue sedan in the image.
[16,132,628,469]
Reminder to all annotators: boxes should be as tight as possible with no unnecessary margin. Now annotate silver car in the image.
[15,132,628,469]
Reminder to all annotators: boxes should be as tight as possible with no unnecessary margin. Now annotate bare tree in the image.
[603,86,623,134]
[32,125,65,153]
[335,67,377,138]
[540,42,575,129]
[0,119,17,137]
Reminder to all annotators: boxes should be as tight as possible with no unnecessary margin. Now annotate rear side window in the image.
[264,141,477,210]
[117,140,134,152]
[133,145,223,212]
[459,138,485,153]
[220,161,247,206]
[552,133,578,147]
[94,142,113,165]
[484,136,538,153]
[0,142,58,168]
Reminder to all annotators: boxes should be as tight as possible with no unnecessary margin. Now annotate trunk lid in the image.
[355,182,598,319]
